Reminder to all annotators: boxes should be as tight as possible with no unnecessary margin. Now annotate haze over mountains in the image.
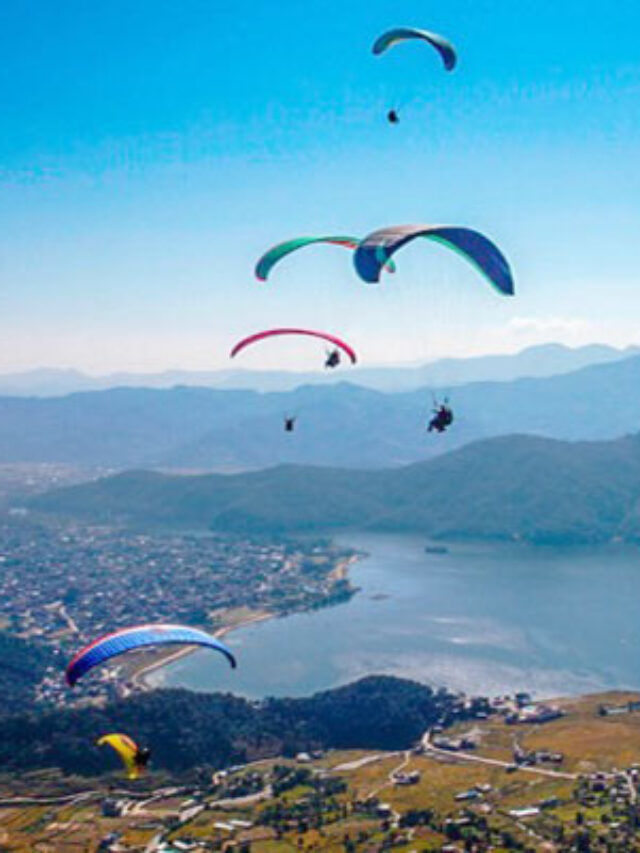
[20,343,640,544]
[1,343,636,396]
[1,348,640,471]
[32,432,640,545]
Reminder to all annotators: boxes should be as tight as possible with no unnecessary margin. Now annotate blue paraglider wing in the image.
[66,624,236,686]
[354,224,514,296]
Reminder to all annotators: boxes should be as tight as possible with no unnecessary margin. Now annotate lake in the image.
[149,533,640,699]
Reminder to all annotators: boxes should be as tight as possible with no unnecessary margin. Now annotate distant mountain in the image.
[0,343,636,396]
[31,432,640,545]
[3,354,640,471]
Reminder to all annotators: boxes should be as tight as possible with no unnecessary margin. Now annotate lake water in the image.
[149,533,640,699]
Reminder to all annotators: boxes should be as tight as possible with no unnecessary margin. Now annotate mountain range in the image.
[31,431,640,545]
[2,351,640,471]
[0,343,635,396]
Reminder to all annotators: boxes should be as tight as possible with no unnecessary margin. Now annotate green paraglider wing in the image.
[354,224,514,295]
[255,236,395,281]
[372,27,457,71]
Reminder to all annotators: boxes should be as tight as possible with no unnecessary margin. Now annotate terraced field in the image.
[3,692,640,850]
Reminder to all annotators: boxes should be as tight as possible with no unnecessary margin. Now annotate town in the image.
[0,513,356,707]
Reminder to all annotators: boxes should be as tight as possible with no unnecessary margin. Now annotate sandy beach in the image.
[129,608,275,690]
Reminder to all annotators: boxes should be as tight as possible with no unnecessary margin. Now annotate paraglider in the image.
[230,329,357,366]
[97,734,151,780]
[372,27,457,71]
[428,401,454,433]
[324,348,341,369]
[255,236,395,281]
[353,224,515,296]
[66,624,236,686]
[373,27,457,123]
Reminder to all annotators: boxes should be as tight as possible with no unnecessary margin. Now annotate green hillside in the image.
[31,432,640,544]
[0,676,457,776]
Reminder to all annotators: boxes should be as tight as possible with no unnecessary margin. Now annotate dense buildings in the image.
[0,514,355,706]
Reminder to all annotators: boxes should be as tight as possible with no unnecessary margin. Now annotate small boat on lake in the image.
[424,545,449,555]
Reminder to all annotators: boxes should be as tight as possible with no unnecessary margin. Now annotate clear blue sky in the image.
[2,0,640,372]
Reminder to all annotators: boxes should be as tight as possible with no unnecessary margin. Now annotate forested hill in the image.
[4,354,640,470]
[32,432,640,544]
[0,676,464,776]
[0,633,56,714]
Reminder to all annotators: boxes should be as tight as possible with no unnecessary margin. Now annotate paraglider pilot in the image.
[134,747,151,770]
[284,416,296,432]
[428,402,454,433]
[324,348,341,369]
[387,109,399,124]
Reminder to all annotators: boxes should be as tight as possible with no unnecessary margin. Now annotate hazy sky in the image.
[2,0,640,373]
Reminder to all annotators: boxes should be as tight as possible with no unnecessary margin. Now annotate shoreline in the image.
[328,553,361,582]
[129,549,364,691]
[129,609,275,690]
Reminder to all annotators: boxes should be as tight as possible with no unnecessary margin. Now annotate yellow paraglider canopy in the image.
[97,733,145,780]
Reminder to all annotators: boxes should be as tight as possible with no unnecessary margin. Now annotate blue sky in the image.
[2,0,640,372]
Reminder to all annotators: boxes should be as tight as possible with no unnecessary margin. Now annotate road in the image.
[58,603,79,634]
[368,751,411,799]
[0,784,188,809]
[0,791,97,808]
[331,752,400,772]
[422,730,577,781]
[625,771,638,805]
[211,784,273,808]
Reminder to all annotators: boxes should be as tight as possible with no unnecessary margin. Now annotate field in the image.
[2,692,640,850]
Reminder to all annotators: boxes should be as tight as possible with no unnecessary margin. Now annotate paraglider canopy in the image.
[255,236,396,281]
[353,224,514,296]
[66,624,236,686]
[255,237,358,282]
[372,27,457,71]
[230,329,358,364]
[97,734,148,780]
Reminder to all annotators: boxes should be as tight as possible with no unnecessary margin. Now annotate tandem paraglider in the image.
[428,401,454,434]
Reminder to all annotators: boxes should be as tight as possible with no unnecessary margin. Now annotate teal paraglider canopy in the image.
[353,224,514,296]
[255,236,396,281]
[256,237,358,281]
[372,27,457,72]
